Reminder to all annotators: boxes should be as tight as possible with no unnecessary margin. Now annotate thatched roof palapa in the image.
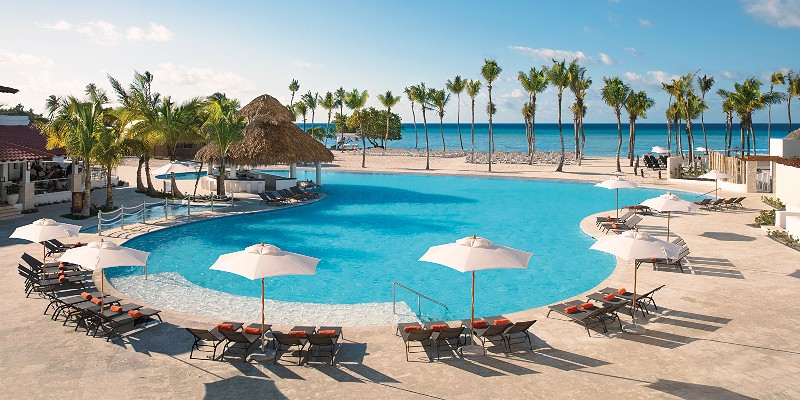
[196,94,333,165]
[786,128,800,140]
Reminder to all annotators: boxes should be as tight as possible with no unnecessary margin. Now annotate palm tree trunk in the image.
[325,112,331,147]
[768,87,773,154]
[579,117,586,166]
[789,97,793,133]
[749,115,756,155]
[384,109,390,149]
[488,85,494,172]
[629,116,636,167]
[360,118,366,168]
[411,102,419,150]
[136,156,145,192]
[470,100,475,162]
[82,159,91,217]
[457,94,463,150]
[105,165,113,208]
[217,157,226,197]
[530,97,537,165]
[423,109,430,170]
[555,91,565,172]
[193,161,203,197]
[144,155,156,195]
[440,116,446,151]
[574,111,579,161]
[615,111,622,173]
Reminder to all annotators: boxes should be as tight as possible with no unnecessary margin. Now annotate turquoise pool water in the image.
[108,172,695,320]
[155,171,207,180]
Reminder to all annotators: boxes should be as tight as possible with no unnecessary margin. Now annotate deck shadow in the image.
[342,363,400,383]
[470,356,539,375]
[658,308,733,325]
[647,379,757,399]
[204,376,287,400]
[699,231,756,241]
[789,269,800,279]
[439,358,506,377]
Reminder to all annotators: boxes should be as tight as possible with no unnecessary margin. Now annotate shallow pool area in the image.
[154,171,207,180]
[108,171,694,322]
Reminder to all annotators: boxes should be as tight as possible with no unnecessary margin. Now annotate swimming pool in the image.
[108,171,693,320]
[154,171,207,180]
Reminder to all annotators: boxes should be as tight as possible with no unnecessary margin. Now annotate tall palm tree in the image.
[518,67,549,164]
[788,71,800,132]
[428,89,451,151]
[481,59,502,172]
[466,80,481,162]
[344,89,369,168]
[601,77,631,173]
[153,96,204,160]
[319,91,336,146]
[547,59,570,172]
[294,101,308,131]
[289,79,300,108]
[566,61,591,164]
[203,95,246,196]
[697,75,715,155]
[661,82,675,153]
[335,87,346,150]
[42,95,105,216]
[446,76,467,150]
[624,91,655,166]
[672,74,699,165]
[405,86,420,149]
[301,91,318,135]
[415,83,434,170]
[377,90,401,148]
[719,94,734,155]
[768,72,787,152]
[94,108,137,207]
[719,77,781,155]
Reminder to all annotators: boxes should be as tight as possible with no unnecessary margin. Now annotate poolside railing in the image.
[392,282,448,318]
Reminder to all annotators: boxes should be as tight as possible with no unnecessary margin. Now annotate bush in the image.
[761,196,785,210]
[5,183,20,195]
[768,230,800,251]
[754,209,775,226]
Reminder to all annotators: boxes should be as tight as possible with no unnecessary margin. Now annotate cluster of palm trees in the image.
[42,71,245,216]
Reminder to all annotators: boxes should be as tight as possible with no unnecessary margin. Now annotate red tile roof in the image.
[0,140,54,162]
[0,124,65,160]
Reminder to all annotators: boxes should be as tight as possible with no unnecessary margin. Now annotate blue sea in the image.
[308,122,789,157]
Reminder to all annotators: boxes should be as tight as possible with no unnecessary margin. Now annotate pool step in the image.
[0,205,22,221]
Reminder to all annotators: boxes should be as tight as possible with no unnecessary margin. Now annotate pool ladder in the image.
[392,282,448,317]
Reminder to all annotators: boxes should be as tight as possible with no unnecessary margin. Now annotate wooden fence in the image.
[708,150,744,184]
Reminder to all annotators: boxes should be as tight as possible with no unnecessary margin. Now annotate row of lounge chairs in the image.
[693,197,745,210]
[258,187,319,206]
[642,154,667,170]
[397,317,536,361]
[186,322,342,364]
[597,212,643,234]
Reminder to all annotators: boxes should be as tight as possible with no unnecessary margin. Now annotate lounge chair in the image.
[671,237,686,247]
[21,252,80,275]
[186,328,226,360]
[219,330,261,361]
[17,265,84,297]
[600,215,642,233]
[547,300,613,336]
[399,325,433,362]
[503,320,536,352]
[692,198,712,208]
[595,210,634,227]
[307,326,342,364]
[266,191,290,204]
[279,188,307,201]
[723,196,745,209]
[289,186,318,199]
[707,198,726,210]
[422,322,464,359]
[46,291,120,320]
[258,192,284,206]
[600,285,665,315]
[50,239,82,250]
[650,246,690,272]
[272,326,315,365]
[461,317,511,355]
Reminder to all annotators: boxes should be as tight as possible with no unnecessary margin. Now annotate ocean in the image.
[309,122,791,157]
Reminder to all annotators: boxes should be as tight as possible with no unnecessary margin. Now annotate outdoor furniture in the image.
[219,329,261,361]
[17,265,85,297]
[547,300,613,336]
[600,285,665,315]
[723,196,746,209]
[707,199,726,210]
[692,198,712,208]
[21,252,80,275]
[290,186,318,199]
[650,247,690,272]
[595,210,634,227]
[186,328,227,360]
[503,320,536,352]
[423,322,464,359]
[266,191,291,203]
[461,317,511,355]
[50,239,81,250]
[279,188,306,201]
[400,326,433,362]
[600,215,642,233]
[307,326,342,364]
[273,326,315,365]
[258,192,284,206]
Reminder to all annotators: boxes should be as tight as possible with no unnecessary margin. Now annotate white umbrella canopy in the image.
[152,161,199,177]
[590,230,682,334]
[59,239,150,309]
[595,177,639,219]
[640,193,699,240]
[651,146,669,154]
[699,170,735,199]
[419,236,532,354]
[210,243,320,353]
[10,218,81,264]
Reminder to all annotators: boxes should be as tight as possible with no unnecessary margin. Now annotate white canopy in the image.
[210,243,319,280]
[59,240,149,271]
[651,146,669,154]
[152,161,199,177]
[419,236,532,273]
[590,230,682,261]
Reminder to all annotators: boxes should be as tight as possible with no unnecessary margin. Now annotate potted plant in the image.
[6,183,20,205]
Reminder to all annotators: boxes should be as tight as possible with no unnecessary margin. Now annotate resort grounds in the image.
[1,152,798,399]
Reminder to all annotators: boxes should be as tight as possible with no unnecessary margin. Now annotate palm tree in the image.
[672,74,699,165]
[788,71,800,132]
[94,108,137,207]
[720,77,783,155]
[203,95,246,196]
[377,90,401,148]
[335,87,346,150]
[344,89,369,168]
[547,59,570,172]
[428,89,451,151]
[153,96,204,160]
[624,90,655,166]
[415,83,434,169]
[42,95,105,216]
[719,94,734,155]
[601,77,631,173]
[768,72,787,152]
[294,101,308,131]
[566,61,591,164]
[481,59,502,172]
[465,80,481,161]
[697,75,715,156]
[518,67,549,164]
[662,82,675,153]
[289,79,300,108]
[319,91,336,146]
[301,91,318,135]
[405,86,420,149]
[446,76,467,150]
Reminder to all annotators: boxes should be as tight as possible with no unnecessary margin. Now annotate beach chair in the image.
[399,325,433,362]
[186,328,226,360]
[219,330,261,361]
[50,239,82,250]
[258,192,283,206]
[272,326,314,365]
[723,196,746,209]
[21,252,80,274]
[307,326,342,364]
[600,215,642,233]
[707,199,726,210]
[547,300,612,336]
[600,285,665,315]
[595,210,634,227]
[692,198,711,208]
[422,322,464,359]
[17,265,84,297]
[290,186,318,199]
[461,317,512,355]
[503,320,536,352]
[651,247,690,272]
[266,191,290,203]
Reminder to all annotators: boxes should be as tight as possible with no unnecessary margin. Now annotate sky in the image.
[1,0,799,123]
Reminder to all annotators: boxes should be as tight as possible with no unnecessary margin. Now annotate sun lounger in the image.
[307,326,342,364]
[47,291,120,320]
[692,198,712,208]
[503,320,536,352]
[723,196,745,209]
[600,285,665,315]
[421,322,464,359]
[272,326,315,365]
[266,191,290,204]
[596,210,634,227]
[461,316,512,355]
[650,246,690,272]
[279,188,307,201]
[17,265,85,297]
[50,239,82,250]
[258,192,284,206]
[547,300,613,336]
[399,325,433,362]
[600,215,642,233]
[707,198,726,210]
[289,186,318,199]
[186,328,226,360]
[21,252,80,274]
[219,329,261,361]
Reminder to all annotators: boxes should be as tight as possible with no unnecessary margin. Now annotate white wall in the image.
[771,138,800,158]
[774,163,800,206]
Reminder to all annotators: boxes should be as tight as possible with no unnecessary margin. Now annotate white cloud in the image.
[0,48,54,67]
[501,89,524,99]
[743,0,800,28]
[598,52,614,65]
[291,60,313,69]
[37,20,174,46]
[153,63,256,92]
[623,70,678,86]
[509,46,595,63]
[624,47,640,56]
[639,18,653,27]
[719,70,738,79]
[126,23,174,42]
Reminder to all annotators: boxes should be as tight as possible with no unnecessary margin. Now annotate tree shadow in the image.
[203,376,287,400]
[646,379,757,399]
[790,269,800,279]
[699,232,756,241]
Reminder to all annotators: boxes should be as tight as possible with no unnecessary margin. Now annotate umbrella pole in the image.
[666,211,671,241]
[470,271,475,346]
[42,244,47,280]
[261,278,266,351]
[100,269,105,311]
[715,180,719,200]
[615,188,619,220]
[632,262,638,328]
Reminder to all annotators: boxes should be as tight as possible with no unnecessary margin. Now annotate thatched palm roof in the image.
[786,128,800,140]
[237,94,295,125]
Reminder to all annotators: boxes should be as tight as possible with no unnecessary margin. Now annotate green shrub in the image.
[754,209,775,226]
[761,196,785,210]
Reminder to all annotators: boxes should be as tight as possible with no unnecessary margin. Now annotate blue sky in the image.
[1,0,799,123]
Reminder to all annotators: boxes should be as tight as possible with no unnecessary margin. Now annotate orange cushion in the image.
[318,329,337,337]
[564,305,579,314]
[58,262,66,270]
[472,320,488,328]
[70,242,81,248]
[289,330,307,338]
[604,293,616,301]
[244,327,261,335]
[80,292,92,300]
[606,216,611,221]
[90,297,102,305]
[58,276,66,283]
[217,323,234,331]
[430,324,449,332]
[403,325,422,333]
[617,288,626,295]
[611,223,619,229]
[109,305,123,313]
[493,319,511,325]
[128,310,143,318]
[580,303,595,310]
[693,201,700,205]
[650,258,658,262]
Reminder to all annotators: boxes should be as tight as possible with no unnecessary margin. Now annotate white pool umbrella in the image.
[419,236,532,353]
[59,239,149,309]
[640,193,699,241]
[698,170,734,200]
[10,218,81,265]
[590,230,682,334]
[695,147,708,153]
[152,161,198,178]
[651,146,669,154]
[595,177,639,219]
[210,243,319,350]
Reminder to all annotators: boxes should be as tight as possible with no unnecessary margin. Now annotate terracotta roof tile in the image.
[0,140,54,162]
[0,124,64,157]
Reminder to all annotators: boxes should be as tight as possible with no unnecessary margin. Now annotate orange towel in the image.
[289,330,307,338]
[403,325,422,333]
[243,327,261,335]
[617,288,626,295]
[581,303,595,310]
[128,310,143,318]
[318,329,337,337]
[493,319,511,325]
[472,320,488,328]
[80,292,92,300]
[216,323,234,331]
[430,324,448,332]
[604,293,616,301]
[564,305,579,314]
[109,305,123,313]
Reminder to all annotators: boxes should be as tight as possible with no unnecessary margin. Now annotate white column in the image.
[315,162,322,186]
[289,163,297,179]
[23,161,30,183]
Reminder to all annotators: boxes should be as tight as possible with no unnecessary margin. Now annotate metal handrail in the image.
[392,282,448,317]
